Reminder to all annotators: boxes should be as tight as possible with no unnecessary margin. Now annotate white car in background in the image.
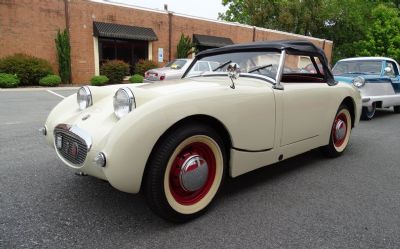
[144,59,193,81]
[145,59,219,81]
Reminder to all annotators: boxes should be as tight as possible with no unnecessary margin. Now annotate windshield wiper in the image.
[248,64,272,73]
[213,60,232,72]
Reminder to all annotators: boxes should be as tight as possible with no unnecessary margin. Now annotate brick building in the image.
[0,0,333,84]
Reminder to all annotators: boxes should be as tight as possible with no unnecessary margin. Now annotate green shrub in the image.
[0,53,53,86]
[100,60,129,84]
[0,73,20,88]
[39,74,61,87]
[134,59,158,76]
[90,75,109,86]
[129,74,144,83]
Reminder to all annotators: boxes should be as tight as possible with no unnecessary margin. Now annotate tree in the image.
[320,0,374,62]
[55,29,71,84]
[354,4,400,62]
[176,34,195,58]
[218,0,381,62]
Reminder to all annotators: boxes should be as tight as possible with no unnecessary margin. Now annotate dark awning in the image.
[193,34,234,48]
[93,22,158,41]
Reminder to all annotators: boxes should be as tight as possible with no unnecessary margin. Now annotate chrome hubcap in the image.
[334,119,346,141]
[179,155,209,192]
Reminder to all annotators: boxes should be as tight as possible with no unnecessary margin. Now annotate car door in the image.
[280,54,334,146]
[385,60,400,93]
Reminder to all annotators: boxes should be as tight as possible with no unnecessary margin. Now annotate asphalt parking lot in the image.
[1,88,399,249]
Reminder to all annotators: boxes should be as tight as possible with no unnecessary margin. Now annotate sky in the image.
[100,0,227,20]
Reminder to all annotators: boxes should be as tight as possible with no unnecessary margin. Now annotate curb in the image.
[0,87,79,92]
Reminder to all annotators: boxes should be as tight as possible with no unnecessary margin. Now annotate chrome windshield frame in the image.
[274,50,286,90]
[183,49,289,86]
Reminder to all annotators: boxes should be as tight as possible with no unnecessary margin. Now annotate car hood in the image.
[94,76,240,107]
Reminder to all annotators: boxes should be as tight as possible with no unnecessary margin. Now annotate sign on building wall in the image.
[158,48,164,63]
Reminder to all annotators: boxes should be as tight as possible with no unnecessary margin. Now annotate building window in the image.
[98,38,148,74]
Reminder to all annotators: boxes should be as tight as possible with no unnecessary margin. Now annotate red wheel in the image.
[168,141,216,205]
[332,112,348,148]
[321,104,352,157]
[144,125,225,222]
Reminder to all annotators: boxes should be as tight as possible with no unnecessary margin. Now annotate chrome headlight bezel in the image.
[77,86,93,110]
[352,76,366,88]
[113,87,135,119]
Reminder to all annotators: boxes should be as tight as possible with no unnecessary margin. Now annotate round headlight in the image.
[77,86,92,110]
[352,76,365,88]
[113,87,135,119]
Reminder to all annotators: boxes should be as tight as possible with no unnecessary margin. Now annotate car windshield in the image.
[165,59,188,69]
[185,51,281,79]
[332,60,382,75]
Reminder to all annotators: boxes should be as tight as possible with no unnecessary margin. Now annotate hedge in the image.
[129,74,144,83]
[100,60,129,84]
[0,53,53,86]
[0,73,20,88]
[134,59,158,76]
[39,74,61,87]
[90,75,109,86]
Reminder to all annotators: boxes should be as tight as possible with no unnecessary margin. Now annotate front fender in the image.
[102,84,275,193]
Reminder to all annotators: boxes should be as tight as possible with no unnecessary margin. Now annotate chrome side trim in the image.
[232,147,273,153]
[54,124,93,151]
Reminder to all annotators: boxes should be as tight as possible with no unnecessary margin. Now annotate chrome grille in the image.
[54,128,88,165]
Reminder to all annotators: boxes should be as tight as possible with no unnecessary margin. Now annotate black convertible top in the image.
[197,40,324,57]
[196,40,335,84]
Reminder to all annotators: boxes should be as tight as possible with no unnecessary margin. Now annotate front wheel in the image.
[321,104,352,158]
[394,106,400,113]
[144,124,226,222]
[361,103,376,120]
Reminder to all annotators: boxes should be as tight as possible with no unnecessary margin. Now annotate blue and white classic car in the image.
[333,57,400,120]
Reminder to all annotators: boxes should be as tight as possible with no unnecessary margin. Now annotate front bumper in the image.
[361,94,400,108]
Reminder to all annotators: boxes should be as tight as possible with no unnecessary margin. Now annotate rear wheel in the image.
[361,103,376,120]
[394,106,400,113]
[321,104,352,158]
[144,124,226,222]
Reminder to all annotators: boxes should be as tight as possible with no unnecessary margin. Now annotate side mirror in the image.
[384,67,392,73]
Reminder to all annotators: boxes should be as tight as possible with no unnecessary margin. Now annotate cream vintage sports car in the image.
[42,40,362,222]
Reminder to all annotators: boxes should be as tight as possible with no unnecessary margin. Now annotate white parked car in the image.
[144,59,219,81]
[144,59,192,81]
[42,40,361,222]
